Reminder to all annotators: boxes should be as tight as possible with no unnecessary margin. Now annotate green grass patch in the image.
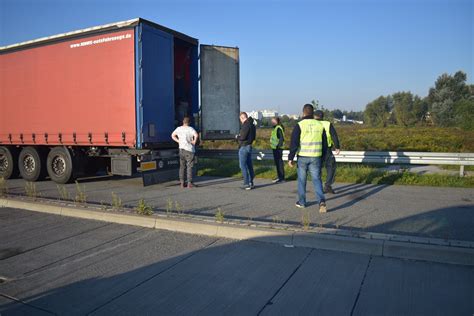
[201,126,474,153]
[197,159,474,188]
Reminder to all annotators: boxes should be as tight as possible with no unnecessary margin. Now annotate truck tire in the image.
[47,147,75,184]
[0,146,19,180]
[18,147,47,182]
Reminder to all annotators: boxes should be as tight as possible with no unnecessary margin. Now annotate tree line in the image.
[364,71,474,130]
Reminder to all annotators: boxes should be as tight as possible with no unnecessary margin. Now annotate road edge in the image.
[1,197,473,266]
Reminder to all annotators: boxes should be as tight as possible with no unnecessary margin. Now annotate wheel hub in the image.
[51,156,66,176]
[23,154,36,174]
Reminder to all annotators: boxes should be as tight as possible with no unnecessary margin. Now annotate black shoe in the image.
[295,201,306,208]
[324,185,335,194]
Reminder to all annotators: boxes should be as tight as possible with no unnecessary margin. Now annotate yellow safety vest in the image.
[298,119,324,157]
[320,120,333,147]
[270,125,284,149]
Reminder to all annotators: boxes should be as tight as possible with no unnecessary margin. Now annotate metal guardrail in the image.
[198,149,474,176]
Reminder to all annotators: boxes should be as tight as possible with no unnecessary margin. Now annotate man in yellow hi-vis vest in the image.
[315,110,340,194]
[270,117,285,183]
[288,104,327,213]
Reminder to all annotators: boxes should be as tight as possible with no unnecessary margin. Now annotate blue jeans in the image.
[297,156,325,205]
[239,145,255,185]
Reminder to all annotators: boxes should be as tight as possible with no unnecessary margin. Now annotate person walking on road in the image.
[236,112,256,190]
[314,110,340,194]
[270,117,285,183]
[171,116,199,188]
[288,104,327,213]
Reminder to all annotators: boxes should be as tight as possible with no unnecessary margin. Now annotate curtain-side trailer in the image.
[0,18,240,184]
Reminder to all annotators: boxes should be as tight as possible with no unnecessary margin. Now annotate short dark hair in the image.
[240,112,248,118]
[303,104,314,116]
[183,116,191,124]
[314,110,324,119]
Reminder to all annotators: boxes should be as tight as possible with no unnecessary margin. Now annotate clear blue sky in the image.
[1,0,472,113]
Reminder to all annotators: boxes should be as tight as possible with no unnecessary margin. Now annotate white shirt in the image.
[172,126,197,153]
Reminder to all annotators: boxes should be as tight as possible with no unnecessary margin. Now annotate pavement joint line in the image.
[1,196,474,266]
[21,227,146,277]
[0,292,57,315]
[85,239,220,315]
[0,220,112,261]
[256,248,314,315]
[349,256,372,316]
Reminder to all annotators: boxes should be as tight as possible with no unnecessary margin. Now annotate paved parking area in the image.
[1,208,473,315]
[4,175,474,241]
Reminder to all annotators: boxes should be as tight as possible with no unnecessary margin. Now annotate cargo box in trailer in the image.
[0,18,240,184]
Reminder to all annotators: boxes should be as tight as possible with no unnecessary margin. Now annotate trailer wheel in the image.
[0,146,19,180]
[47,147,75,184]
[18,147,47,182]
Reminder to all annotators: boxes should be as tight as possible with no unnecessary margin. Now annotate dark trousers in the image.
[272,149,285,180]
[321,148,336,187]
[179,149,195,183]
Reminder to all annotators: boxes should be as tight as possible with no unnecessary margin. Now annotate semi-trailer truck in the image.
[0,18,240,184]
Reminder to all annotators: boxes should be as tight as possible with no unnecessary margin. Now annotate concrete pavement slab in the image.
[352,256,474,315]
[0,226,217,315]
[260,250,369,315]
[91,240,310,315]
[0,295,53,316]
[0,221,141,278]
[0,208,107,260]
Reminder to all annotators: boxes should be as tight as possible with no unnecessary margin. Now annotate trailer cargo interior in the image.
[0,18,240,184]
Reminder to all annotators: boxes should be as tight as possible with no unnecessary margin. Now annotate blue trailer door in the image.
[137,23,174,147]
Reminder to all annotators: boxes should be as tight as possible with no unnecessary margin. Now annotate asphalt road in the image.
[0,208,473,315]
[5,176,474,241]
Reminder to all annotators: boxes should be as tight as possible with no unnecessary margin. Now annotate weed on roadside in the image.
[301,209,311,231]
[135,199,153,216]
[56,185,70,201]
[100,200,108,211]
[215,207,225,223]
[74,181,87,205]
[166,198,173,216]
[272,216,284,225]
[0,177,8,197]
[111,192,122,210]
[25,182,38,198]
[175,201,184,216]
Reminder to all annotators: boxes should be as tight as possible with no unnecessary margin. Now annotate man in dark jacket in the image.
[314,110,340,194]
[237,112,256,190]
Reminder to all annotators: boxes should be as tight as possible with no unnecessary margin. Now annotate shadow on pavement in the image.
[0,233,472,316]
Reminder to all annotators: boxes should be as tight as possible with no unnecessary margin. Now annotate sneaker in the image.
[295,201,305,208]
[241,185,251,190]
[245,184,254,190]
[319,202,328,213]
[272,178,280,183]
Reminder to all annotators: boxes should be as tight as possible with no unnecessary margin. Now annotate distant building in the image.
[261,109,279,118]
[248,111,263,121]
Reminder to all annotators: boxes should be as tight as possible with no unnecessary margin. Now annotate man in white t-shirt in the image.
[171,117,199,188]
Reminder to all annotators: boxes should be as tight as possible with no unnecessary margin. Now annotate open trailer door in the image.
[200,45,240,140]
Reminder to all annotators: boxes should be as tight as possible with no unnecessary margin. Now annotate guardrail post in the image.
[459,165,465,177]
